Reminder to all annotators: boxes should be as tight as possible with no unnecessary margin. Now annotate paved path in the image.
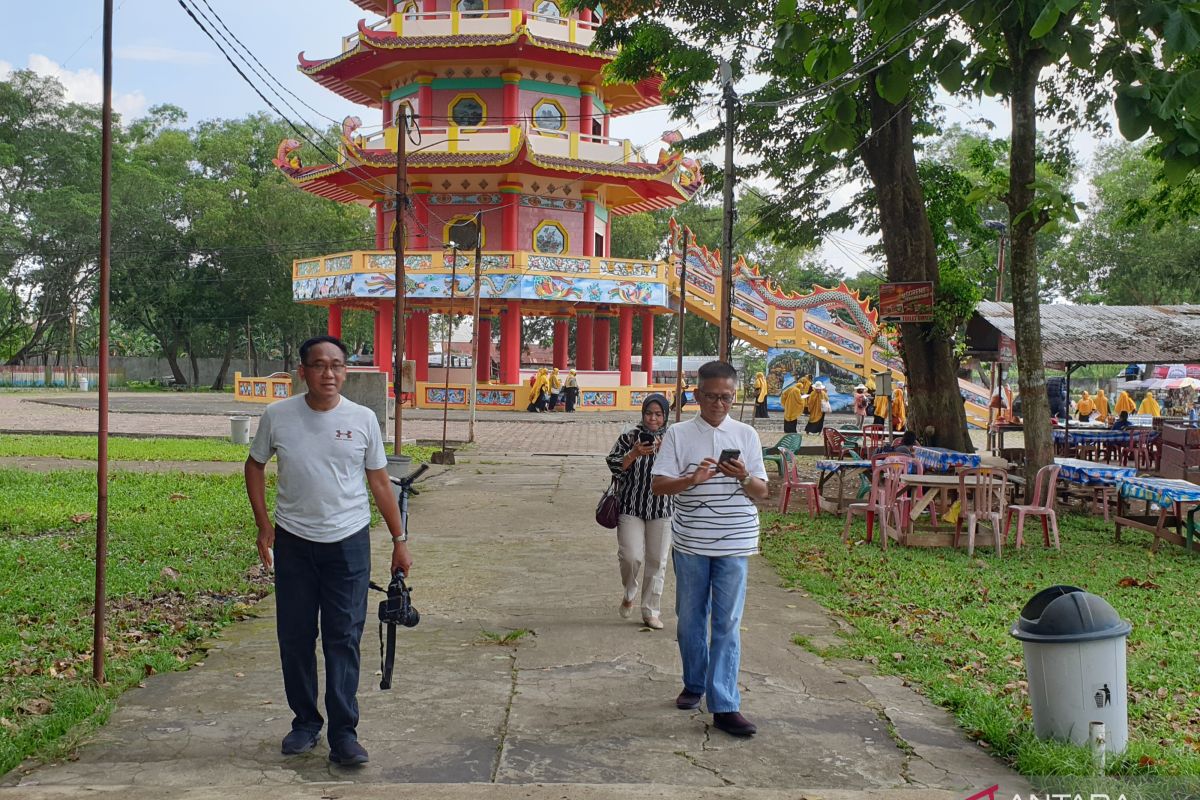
[0,393,1028,799]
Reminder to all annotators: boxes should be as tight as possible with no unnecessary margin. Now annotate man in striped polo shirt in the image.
[651,360,769,737]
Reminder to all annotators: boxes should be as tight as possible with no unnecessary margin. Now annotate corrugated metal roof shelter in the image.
[966,302,1200,367]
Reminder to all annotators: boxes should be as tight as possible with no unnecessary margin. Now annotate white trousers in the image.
[616,515,672,618]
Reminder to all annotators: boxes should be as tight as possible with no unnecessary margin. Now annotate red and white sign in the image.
[878,281,935,323]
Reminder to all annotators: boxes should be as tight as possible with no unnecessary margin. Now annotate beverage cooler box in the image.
[1160,425,1200,481]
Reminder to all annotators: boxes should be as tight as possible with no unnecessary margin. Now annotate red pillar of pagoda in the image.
[500,301,521,384]
[416,73,434,130]
[618,306,632,386]
[502,70,521,125]
[593,314,611,371]
[582,191,596,256]
[575,313,593,371]
[553,317,569,369]
[413,310,430,382]
[579,83,594,134]
[328,304,343,339]
[477,317,492,382]
[375,300,394,387]
[641,311,654,381]
[375,201,386,249]
[500,181,521,250]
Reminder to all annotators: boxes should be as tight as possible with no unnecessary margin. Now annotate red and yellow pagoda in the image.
[278,0,702,410]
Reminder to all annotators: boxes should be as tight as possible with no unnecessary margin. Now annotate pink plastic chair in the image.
[953,467,1008,558]
[778,449,819,518]
[861,424,886,457]
[842,461,906,549]
[1003,464,1061,550]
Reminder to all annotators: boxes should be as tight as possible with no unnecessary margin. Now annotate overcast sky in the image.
[2,0,1120,279]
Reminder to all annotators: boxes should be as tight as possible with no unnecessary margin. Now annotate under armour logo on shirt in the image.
[335,430,353,440]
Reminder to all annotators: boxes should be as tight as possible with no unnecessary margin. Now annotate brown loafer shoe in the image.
[675,689,702,710]
[713,711,757,736]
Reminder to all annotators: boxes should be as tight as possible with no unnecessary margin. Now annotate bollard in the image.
[229,415,251,445]
[1011,585,1131,753]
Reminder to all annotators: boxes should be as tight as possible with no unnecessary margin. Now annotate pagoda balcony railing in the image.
[292,249,669,284]
[361,123,639,165]
[339,10,601,56]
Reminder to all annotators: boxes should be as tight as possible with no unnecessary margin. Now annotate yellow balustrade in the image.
[234,372,293,404]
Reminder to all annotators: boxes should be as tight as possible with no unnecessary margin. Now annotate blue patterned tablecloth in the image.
[1118,477,1200,505]
[1052,428,1157,445]
[816,459,872,472]
[913,447,981,472]
[1054,457,1137,486]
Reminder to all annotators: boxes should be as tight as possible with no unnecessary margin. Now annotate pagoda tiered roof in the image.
[297,14,663,113]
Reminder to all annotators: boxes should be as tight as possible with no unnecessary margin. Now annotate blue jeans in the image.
[672,550,749,713]
[274,524,371,748]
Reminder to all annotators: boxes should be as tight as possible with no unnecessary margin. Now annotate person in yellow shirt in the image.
[753,371,769,418]
[1076,391,1096,422]
[796,374,812,396]
[1138,391,1162,417]
[1094,389,1110,422]
[1114,389,1137,415]
[804,381,829,434]
[891,386,907,431]
[872,389,889,425]
[547,367,563,411]
[526,367,549,412]
[780,376,806,434]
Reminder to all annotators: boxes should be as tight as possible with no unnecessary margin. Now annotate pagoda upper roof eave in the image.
[297,27,663,113]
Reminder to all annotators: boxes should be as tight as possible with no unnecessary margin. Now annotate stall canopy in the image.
[965,302,1200,368]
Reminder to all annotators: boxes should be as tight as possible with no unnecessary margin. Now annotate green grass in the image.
[0,434,436,465]
[477,628,534,645]
[760,508,1200,778]
[0,468,274,774]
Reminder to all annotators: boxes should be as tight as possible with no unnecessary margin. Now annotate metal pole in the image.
[986,228,1006,452]
[468,214,482,444]
[718,64,737,363]
[674,227,689,424]
[93,0,114,685]
[392,113,409,454]
[441,246,457,455]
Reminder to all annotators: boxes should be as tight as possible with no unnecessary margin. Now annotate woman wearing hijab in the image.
[604,393,674,630]
[753,371,769,418]
[891,386,907,431]
[1114,389,1137,415]
[804,381,829,434]
[872,388,889,426]
[1139,391,1162,417]
[780,376,805,433]
[852,384,869,428]
[796,374,813,396]
[563,369,579,412]
[547,367,563,411]
[1076,391,1095,422]
[527,367,550,412]
[1094,389,1110,422]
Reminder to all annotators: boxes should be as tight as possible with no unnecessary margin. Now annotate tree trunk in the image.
[210,325,236,391]
[186,337,200,388]
[1008,54,1053,487]
[859,83,971,451]
[161,332,187,385]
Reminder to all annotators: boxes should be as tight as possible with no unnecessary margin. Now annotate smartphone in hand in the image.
[718,448,741,464]
[638,431,655,446]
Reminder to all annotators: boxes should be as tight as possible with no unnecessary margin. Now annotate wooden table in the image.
[815,458,871,514]
[892,473,1007,549]
[1114,477,1200,554]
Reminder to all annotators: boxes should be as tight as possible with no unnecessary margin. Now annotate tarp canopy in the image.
[965,302,1200,368]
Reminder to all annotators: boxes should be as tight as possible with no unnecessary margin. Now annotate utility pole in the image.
[393,108,411,455]
[674,227,690,424]
[984,220,1006,452]
[468,213,483,444]
[718,58,737,363]
[94,0,114,685]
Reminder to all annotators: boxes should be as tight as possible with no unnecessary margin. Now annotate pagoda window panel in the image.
[534,0,561,17]
[456,0,486,14]
[533,221,568,254]
[531,98,566,131]
[401,1,420,19]
[443,215,485,249]
[449,94,487,128]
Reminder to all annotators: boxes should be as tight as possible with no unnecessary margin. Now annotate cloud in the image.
[116,45,214,66]
[24,53,148,118]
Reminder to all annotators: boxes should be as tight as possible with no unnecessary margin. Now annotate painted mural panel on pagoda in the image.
[520,195,583,212]
[299,271,667,307]
[366,254,435,272]
[324,255,353,274]
[528,255,590,273]
[600,260,658,278]
[428,193,503,206]
[732,280,769,321]
[296,260,321,277]
[294,274,355,301]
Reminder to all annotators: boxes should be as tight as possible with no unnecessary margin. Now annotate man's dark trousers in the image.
[274,524,371,750]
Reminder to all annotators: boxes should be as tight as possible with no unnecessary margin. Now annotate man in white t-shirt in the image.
[245,336,413,766]
[652,360,769,737]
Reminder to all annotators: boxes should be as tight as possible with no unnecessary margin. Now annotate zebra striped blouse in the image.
[605,426,674,521]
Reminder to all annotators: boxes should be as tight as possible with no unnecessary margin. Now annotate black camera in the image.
[378,569,420,628]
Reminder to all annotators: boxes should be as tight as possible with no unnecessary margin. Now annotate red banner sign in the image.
[878,282,935,323]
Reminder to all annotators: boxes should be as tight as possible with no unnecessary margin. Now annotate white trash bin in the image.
[385,454,412,506]
[229,415,251,445]
[1011,585,1131,753]
[78,376,89,391]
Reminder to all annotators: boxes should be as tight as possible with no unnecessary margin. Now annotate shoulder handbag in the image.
[595,476,621,529]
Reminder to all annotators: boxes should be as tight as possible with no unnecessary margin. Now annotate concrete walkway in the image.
[0,392,1028,799]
